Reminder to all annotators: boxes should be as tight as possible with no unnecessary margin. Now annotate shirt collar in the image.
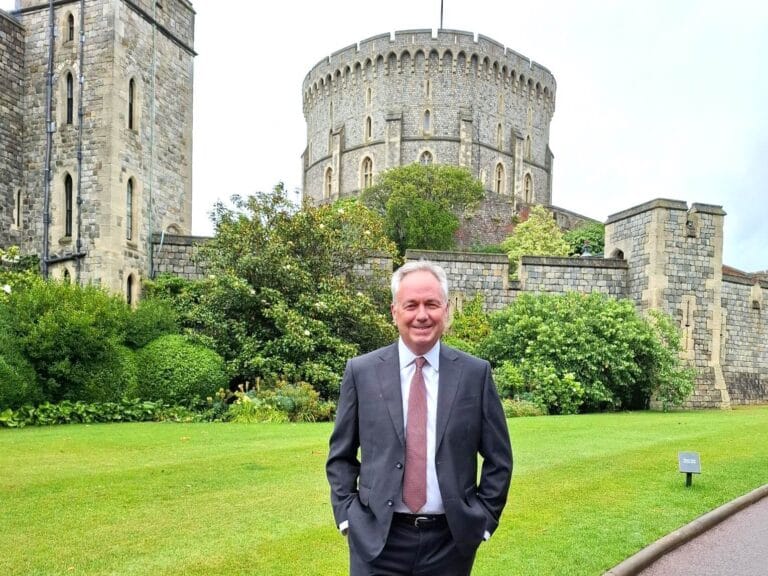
[398,338,440,372]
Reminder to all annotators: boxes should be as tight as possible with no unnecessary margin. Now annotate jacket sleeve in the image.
[477,360,513,535]
[326,360,361,527]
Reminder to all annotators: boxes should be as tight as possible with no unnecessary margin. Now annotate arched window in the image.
[365,116,372,141]
[524,173,533,203]
[425,79,431,98]
[361,157,373,189]
[128,79,135,130]
[497,124,503,149]
[495,164,505,194]
[66,73,74,125]
[525,135,532,160]
[126,274,134,306]
[126,179,134,241]
[328,130,333,155]
[63,269,71,283]
[419,151,433,165]
[324,167,333,199]
[64,174,73,237]
[67,14,75,42]
[366,87,372,106]
[423,110,431,133]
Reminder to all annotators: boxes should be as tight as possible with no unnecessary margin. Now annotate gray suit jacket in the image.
[326,342,513,562]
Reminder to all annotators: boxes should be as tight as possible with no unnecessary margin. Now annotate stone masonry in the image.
[302,29,568,247]
[0,0,194,300]
[0,11,24,248]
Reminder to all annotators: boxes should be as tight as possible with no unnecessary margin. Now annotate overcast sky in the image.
[3,1,766,271]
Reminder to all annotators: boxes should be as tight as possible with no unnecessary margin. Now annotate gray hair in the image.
[391,260,449,304]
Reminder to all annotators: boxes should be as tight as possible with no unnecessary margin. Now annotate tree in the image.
[564,221,605,256]
[360,163,484,255]
[500,205,571,276]
[147,184,398,400]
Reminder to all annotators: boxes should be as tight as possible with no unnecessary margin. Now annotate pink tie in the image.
[404,357,428,513]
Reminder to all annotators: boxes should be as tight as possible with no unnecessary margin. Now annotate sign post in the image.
[678,451,701,487]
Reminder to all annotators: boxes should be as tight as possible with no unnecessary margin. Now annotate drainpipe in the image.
[147,1,157,280]
[75,0,86,284]
[41,0,55,280]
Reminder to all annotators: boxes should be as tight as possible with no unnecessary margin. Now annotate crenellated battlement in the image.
[302,29,556,115]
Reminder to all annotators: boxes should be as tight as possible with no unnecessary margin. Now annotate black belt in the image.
[392,513,448,529]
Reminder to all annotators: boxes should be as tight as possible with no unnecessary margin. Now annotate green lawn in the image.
[2,407,767,575]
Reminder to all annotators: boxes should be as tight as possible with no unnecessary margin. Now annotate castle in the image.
[0,0,195,300]
[1,7,765,407]
[301,29,591,246]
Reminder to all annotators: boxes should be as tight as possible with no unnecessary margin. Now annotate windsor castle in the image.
[1,2,765,407]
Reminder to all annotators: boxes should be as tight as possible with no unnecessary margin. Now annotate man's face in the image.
[391,270,449,356]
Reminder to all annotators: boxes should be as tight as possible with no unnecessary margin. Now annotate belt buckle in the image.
[413,516,430,528]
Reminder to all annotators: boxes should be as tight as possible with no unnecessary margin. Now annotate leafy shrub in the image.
[564,222,605,256]
[443,294,491,356]
[492,361,525,399]
[501,205,571,277]
[480,292,694,414]
[134,335,228,404]
[502,398,547,418]
[226,395,289,424]
[0,397,216,428]
[76,345,138,403]
[226,380,335,423]
[3,280,130,403]
[124,298,180,349]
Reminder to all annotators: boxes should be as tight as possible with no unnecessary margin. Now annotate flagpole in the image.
[440,0,444,30]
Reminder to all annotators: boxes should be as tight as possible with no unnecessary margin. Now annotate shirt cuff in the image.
[339,520,349,536]
[483,530,491,541]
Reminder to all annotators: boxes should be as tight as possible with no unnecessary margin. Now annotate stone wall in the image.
[0,10,24,248]
[519,256,628,298]
[721,275,768,404]
[151,233,207,279]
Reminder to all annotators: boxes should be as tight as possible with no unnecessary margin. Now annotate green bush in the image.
[443,294,491,356]
[2,280,130,403]
[76,345,138,403]
[502,398,547,418]
[134,335,228,404]
[125,298,180,349]
[226,380,336,423]
[0,398,215,428]
[480,292,695,414]
[492,361,525,399]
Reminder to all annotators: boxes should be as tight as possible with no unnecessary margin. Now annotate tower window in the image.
[497,124,503,149]
[365,116,372,141]
[64,174,73,237]
[525,135,532,160]
[366,87,372,106]
[126,179,134,241]
[67,14,75,42]
[419,151,433,165]
[14,190,21,228]
[128,79,135,130]
[63,268,71,283]
[524,173,533,203]
[361,157,373,189]
[423,110,431,134]
[66,73,74,125]
[324,168,333,199]
[495,164,505,194]
[126,274,134,306]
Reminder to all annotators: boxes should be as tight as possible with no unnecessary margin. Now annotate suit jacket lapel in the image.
[377,343,405,446]
[436,344,461,454]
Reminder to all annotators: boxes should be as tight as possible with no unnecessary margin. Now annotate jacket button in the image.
[395,462,403,469]
[387,500,394,507]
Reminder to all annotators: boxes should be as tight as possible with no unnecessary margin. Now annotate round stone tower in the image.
[302,28,556,242]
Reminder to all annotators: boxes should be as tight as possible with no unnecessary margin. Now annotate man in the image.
[326,260,513,576]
